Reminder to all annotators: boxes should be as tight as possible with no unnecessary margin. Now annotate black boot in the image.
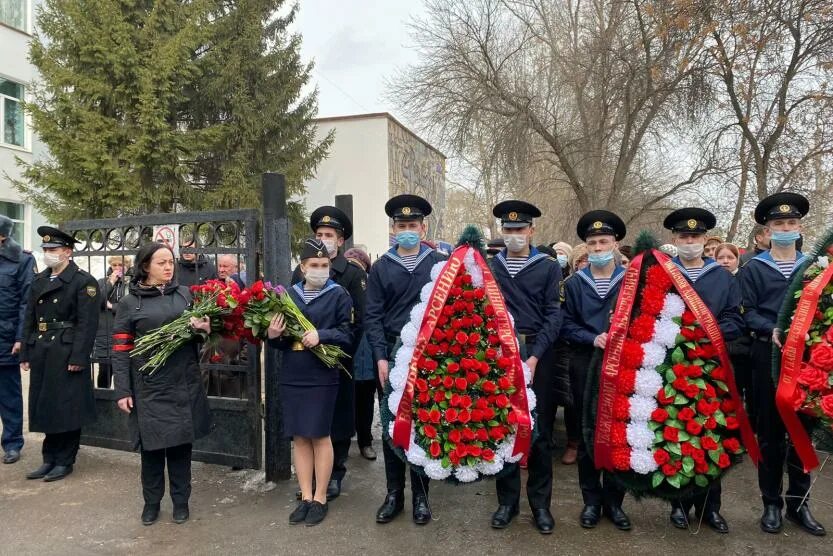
[603,505,632,531]
[786,505,826,536]
[172,504,189,524]
[375,490,404,524]
[141,503,160,526]
[760,504,782,534]
[532,508,555,534]
[43,464,73,482]
[670,506,688,529]
[326,479,341,501]
[579,505,601,529]
[491,504,519,529]
[701,510,728,533]
[413,494,431,525]
[26,462,54,480]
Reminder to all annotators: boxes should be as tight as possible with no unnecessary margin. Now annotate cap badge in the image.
[401,207,412,215]
[592,221,603,230]
[687,219,697,229]
[508,212,518,221]
[317,250,323,257]
[779,204,791,213]
[43,235,51,242]
[321,215,331,223]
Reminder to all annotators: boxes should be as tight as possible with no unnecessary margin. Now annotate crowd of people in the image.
[0,191,826,538]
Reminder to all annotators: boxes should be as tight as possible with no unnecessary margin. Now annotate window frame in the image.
[0,0,30,34]
[0,76,28,150]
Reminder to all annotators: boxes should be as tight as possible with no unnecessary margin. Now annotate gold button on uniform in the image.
[53,299,59,303]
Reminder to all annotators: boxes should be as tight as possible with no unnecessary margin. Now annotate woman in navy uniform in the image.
[270,238,353,527]
[739,193,825,536]
[290,206,366,499]
[112,243,212,526]
[489,200,562,534]
[20,226,99,482]
[561,210,631,531]
[365,194,446,525]
[663,208,743,533]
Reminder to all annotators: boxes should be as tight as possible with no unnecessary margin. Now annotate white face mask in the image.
[676,243,704,261]
[304,268,330,289]
[321,238,338,257]
[503,234,528,252]
[44,252,66,269]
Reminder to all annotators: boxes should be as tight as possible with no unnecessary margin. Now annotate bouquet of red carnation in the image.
[775,236,833,472]
[586,243,758,499]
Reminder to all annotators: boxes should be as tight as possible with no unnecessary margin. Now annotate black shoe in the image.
[604,505,631,531]
[376,490,404,523]
[532,508,555,534]
[580,505,601,528]
[305,501,328,527]
[290,500,312,525]
[491,504,519,529]
[786,505,826,536]
[43,464,73,482]
[360,446,377,460]
[701,510,728,533]
[326,479,341,501]
[26,462,54,480]
[172,504,189,524]
[670,506,689,529]
[413,494,431,525]
[141,503,160,526]
[3,450,20,464]
[760,504,782,534]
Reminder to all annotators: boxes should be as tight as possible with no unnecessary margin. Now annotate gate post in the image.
[262,173,292,481]
[335,194,354,250]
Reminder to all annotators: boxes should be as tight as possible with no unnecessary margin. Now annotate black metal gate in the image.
[64,209,262,469]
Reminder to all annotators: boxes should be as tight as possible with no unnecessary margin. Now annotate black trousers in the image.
[383,440,429,499]
[96,360,113,389]
[750,340,811,510]
[42,429,81,466]
[496,343,556,509]
[672,481,722,514]
[141,443,193,506]
[569,346,625,507]
[331,439,350,483]
[355,379,381,448]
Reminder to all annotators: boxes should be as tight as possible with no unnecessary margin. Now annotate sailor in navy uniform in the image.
[291,206,367,499]
[271,238,354,526]
[664,208,743,533]
[739,193,825,536]
[489,200,562,534]
[561,210,631,531]
[366,194,447,525]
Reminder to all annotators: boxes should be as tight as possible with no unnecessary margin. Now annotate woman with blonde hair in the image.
[570,243,589,272]
[93,256,133,388]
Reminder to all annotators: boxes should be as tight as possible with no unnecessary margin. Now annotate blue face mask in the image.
[770,230,801,247]
[395,231,420,249]
[588,250,614,267]
[556,254,568,268]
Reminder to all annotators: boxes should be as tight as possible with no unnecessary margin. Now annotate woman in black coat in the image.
[93,256,131,388]
[112,243,211,526]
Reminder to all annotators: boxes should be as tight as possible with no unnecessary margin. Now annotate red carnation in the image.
[651,408,669,423]
[429,409,441,424]
[696,398,718,416]
[455,332,469,345]
[468,333,481,345]
[466,372,479,385]
[687,365,703,378]
[498,376,512,390]
[495,394,510,408]
[489,427,506,441]
[686,420,703,435]
[429,377,441,388]
[613,396,631,420]
[470,409,483,422]
[704,417,717,430]
[725,416,739,430]
[684,384,700,399]
[423,425,437,439]
[482,448,495,461]
[485,348,498,360]
[418,392,430,404]
[662,463,678,477]
[663,426,679,442]
[460,395,473,409]
[472,314,484,326]
[717,452,731,469]
[445,408,459,423]
[657,389,675,406]
[672,364,688,378]
[678,407,695,421]
[612,448,631,471]
[458,410,471,424]
[429,441,441,458]
[681,442,695,456]
[417,409,430,422]
[476,428,489,442]
[611,422,628,447]
[432,329,446,342]
[723,438,741,453]
[654,448,671,465]
[446,361,460,374]
[425,344,440,357]
[710,366,727,382]
[415,378,428,392]
[695,461,710,474]
[621,339,645,368]
[701,437,718,450]
[720,398,737,413]
[681,311,697,326]
[462,428,476,441]
[629,314,658,343]
[497,357,512,370]
[646,264,673,291]
[455,377,468,391]
[423,359,438,372]
[449,429,462,443]
[692,449,706,464]
[482,407,495,420]
[641,288,667,316]
[488,334,500,345]
[617,368,637,396]
[672,377,689,391]
[443,376,454,389]
[485,305,496,317]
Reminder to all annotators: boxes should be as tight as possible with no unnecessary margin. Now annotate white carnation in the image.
[522,361,532,385]
[388,363,408,391]
[406,440,429,467]
[628,395,658,422]
[409,302,428,327]
[400,322,418,348]
[423,459,452,480]
[464,248,485,288]
[641,341,667,369]
[387,389,403,415]
[626,422,654,450]
[454,465,479,483]
[386,422,394,440]
[817,256,829,269]
[497,437,516,460]
[526,387,537,412]
[630,449,659,475]
[653,318,681,349]
[420,281,435,303]
[660,293,685,319]
[393,345,414,375]
[476,458,505,476]
[635,367,664,397]
[430,261,446,281]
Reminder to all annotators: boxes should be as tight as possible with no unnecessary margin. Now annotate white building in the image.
[1,0,48,253]
[303,113,447,260]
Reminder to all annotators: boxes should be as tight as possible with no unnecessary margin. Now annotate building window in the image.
[0,78,25,147]
[0,201,24,241]
[0,0,27,32]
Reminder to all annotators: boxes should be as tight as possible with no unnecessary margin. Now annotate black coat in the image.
[92,273,129,360]
[112,282,212,451]
[20,261,100,433]
[175,256,218,287]
[0,237,35,366]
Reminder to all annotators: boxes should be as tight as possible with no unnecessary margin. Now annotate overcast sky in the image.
[294,0,426,125]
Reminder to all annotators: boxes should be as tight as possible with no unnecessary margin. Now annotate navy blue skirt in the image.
[279,383,339,438]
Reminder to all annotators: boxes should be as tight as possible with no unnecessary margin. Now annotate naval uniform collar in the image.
[383,244,433,270]
[672,256,721,280]
[577,264,625,297]
[496,246,549,275]
[753,250,808,275]
[292,279,338,304]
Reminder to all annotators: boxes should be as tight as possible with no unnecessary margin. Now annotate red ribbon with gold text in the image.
[656,251,760,465]
[594,252,644,471]
[776,260,833,472]
[476,249,532,457]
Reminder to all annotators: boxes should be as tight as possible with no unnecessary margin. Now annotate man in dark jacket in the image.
[176,240,218,287]
[0,215,35,465]
[739,224,769,266]
[291,206,366,499]
[20,227,99,482]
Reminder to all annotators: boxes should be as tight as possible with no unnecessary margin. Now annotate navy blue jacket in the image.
[739,250,810,337]
[270,280,353,387]
[0,238,35,365]
[365,245,447,362]
[672,257,744,342]
[490,248,562,359]
[561,265,625,346]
